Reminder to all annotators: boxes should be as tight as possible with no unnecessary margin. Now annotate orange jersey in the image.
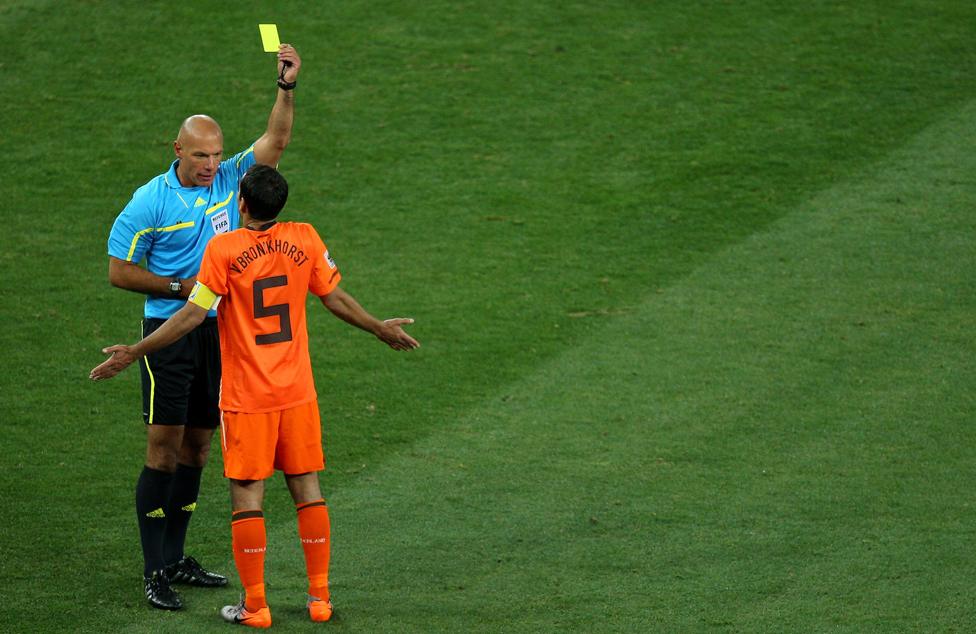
[196,221,341,413]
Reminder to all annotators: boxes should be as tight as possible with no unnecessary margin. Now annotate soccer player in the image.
[103,44,303,610]
[91,164,420,627]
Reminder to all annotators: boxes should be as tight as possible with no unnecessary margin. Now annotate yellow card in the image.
[259,24,280,52]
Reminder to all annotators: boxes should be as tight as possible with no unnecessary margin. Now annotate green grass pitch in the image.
[1,1,975,631]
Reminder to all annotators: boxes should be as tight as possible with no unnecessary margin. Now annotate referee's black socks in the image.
[163,463,203,566]
[135,466,174,577]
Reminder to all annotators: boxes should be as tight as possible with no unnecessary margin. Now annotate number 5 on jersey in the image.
[253,275,293,344]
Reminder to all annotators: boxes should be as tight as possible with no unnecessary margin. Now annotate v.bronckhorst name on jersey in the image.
[107,144,258,319]
[229,236,314,273]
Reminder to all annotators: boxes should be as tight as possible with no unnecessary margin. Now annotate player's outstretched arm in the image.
[90,301,209,381]
[320,287,420,351]
[253,44,301,166]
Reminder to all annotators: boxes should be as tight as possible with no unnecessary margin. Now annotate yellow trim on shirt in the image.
[188,281,220,311]
[235,145,255,168]
[205,191,235,216]
[158,221,195,232]
[124,221,197,261]
[126,228,155,261]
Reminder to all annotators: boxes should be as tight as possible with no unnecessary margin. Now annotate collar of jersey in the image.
[245,221,277,232]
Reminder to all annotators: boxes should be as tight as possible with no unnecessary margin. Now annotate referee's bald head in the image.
[177,114,222,145]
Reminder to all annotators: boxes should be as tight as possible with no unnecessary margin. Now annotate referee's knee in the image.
[179,443,210,467]
[178,427,216,467]
[145,427,183,471]
[145,446,180,472]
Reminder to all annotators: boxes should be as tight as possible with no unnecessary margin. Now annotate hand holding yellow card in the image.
[259,24,280,52]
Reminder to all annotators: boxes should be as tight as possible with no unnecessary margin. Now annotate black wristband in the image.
[277,64,296,91]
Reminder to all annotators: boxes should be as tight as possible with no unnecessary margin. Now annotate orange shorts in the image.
[220,399,325,480]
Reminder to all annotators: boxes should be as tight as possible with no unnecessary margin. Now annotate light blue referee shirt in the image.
[108,144,257,319]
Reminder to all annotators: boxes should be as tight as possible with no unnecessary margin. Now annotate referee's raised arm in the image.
[253,43,302,166]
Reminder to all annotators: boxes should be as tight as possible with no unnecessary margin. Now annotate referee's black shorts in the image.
[139,317,220,428]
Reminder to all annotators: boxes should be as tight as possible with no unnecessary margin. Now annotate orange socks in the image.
[231,510,268,611]
[231,502,330,611]
[296,500,331,600]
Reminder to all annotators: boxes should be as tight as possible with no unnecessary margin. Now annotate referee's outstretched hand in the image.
[278,44,301,83]
[376,318,420,351]
[90,345,137,381]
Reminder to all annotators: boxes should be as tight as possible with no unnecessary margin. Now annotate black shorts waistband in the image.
[144,316,218,327]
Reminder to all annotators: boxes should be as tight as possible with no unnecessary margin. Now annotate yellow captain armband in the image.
[188,281,221,310]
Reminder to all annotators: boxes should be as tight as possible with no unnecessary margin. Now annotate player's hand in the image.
[278,44,301,83]
[376,318,420,351]
[89,345,138,381]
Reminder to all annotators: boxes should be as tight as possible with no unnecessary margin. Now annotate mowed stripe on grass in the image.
[231,100,976,632]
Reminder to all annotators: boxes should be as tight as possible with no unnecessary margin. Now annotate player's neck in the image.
[244,218,277,231]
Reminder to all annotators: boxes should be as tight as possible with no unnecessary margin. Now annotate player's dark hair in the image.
[240,164,289,220]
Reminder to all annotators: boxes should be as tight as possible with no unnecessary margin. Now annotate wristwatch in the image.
[169,278,183,296]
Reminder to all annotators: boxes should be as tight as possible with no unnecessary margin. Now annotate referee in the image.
[104,44,302,610]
